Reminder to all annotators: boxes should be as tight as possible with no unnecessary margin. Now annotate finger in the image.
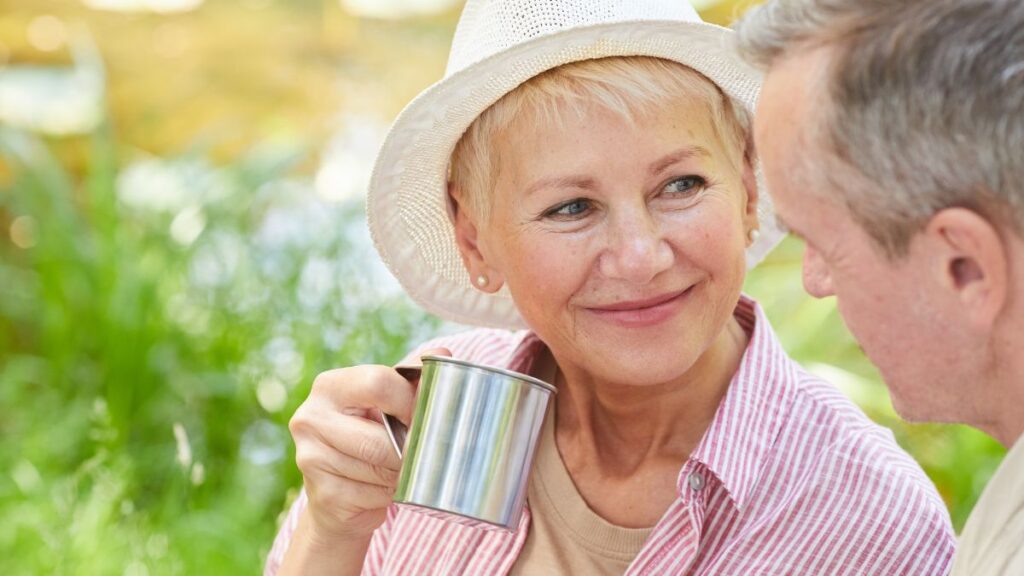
[296,438,400,488]
[413,346,453,366]
[304,471,396,516]
[392,347,453,424]
[293,409,402,470]
[310,365,416,424]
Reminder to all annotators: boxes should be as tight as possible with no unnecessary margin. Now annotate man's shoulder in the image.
[953,437,1024,574]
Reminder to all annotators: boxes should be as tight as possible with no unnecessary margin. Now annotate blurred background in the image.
[0,0,1005,573]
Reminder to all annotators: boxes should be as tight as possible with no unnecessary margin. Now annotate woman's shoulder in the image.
[402,327,532,367]
[747,369,956,572]
[787,367,905,453]
[781,367,952,521]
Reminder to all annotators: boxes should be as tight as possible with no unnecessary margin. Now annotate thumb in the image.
[393,347,452,382]
[417,347,452,364]
[391,347,452,428]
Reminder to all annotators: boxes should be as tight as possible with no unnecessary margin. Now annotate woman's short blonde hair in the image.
[449,56,752,220]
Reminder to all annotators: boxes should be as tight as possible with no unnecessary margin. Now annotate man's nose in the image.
[802,245,835,298]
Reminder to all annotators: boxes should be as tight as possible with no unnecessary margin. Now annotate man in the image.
[734,0,1024,573]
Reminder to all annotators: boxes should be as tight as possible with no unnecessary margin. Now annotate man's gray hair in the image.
[735,0,1024,256]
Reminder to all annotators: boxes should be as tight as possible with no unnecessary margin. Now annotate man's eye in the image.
[544,198,591,218]
[663,175,707,196]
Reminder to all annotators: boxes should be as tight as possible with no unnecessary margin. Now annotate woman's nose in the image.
[802,245,835,298]
[598,212,673,283]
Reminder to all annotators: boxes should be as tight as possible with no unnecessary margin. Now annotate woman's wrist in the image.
[278,508,372,576]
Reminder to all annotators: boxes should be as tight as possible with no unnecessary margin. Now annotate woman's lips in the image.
[586,287,693,327]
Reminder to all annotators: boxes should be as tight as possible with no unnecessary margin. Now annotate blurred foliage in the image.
[0,0,1007,574]
[0,122,442,573]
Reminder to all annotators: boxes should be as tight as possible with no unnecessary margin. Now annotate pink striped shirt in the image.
[266,296,955,574]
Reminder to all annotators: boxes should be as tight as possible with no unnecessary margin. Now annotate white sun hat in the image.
[367,0,784,330]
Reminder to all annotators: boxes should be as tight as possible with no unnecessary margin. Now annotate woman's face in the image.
[456,96,758,386]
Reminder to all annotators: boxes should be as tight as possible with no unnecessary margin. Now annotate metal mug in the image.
[381,355,556,531]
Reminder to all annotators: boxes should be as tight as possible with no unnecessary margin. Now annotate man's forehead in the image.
[759,47,833,126]
[758,48,839,178]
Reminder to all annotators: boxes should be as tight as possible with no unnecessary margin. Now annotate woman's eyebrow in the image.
[648,146,712,176]
[524,175,596,197]
[523,146,712,197]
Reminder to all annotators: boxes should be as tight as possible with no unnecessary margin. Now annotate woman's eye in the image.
[663,175,706,196]
[544,198,591,218]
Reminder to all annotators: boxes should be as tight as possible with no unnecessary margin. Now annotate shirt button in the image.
[688,472,705,492]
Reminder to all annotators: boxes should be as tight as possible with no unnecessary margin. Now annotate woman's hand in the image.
[285,348,451,554]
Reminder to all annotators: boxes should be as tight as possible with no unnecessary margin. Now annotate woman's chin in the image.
[577,353,701,388]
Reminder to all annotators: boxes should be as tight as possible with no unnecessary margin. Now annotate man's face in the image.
[754,49,969,422]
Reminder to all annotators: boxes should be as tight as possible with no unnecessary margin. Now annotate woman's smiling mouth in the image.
[586,287,693,327]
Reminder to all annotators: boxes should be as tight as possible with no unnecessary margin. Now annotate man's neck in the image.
[981,286,1024,448]
[988,395,1024,449]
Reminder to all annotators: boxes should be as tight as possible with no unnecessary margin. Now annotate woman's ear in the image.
[450,185,503,292]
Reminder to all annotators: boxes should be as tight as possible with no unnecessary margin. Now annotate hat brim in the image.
[368,19,783,329]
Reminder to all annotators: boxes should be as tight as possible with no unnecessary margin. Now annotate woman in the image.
[267,1,955,574]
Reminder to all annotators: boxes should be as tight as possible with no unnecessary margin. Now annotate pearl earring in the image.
[748,229,761,244]
[475,275,488,288]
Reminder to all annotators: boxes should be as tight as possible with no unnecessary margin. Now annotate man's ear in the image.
[450,186,503,292]
[925,207,1008,330]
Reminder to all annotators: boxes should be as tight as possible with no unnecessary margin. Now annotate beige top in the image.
[951,435,1024,575]
[508,402,654,575]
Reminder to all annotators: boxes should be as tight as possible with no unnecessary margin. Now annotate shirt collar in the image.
[504,295,799,514]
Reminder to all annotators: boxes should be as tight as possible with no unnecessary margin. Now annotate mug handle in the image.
[381,365,422,460]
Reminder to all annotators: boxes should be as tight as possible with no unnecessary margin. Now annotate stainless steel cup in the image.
[381,355,556,531]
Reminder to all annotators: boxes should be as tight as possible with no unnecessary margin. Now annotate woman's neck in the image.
[551,316,749,476]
